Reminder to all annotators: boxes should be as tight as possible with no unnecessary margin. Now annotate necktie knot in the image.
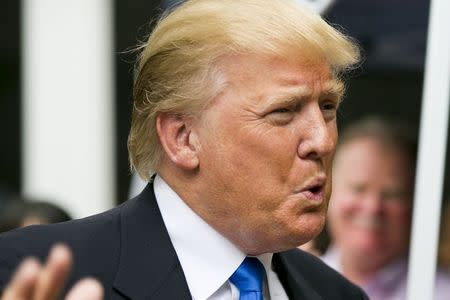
[230,257,265,299]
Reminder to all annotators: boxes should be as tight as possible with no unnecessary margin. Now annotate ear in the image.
[156,112,200,170]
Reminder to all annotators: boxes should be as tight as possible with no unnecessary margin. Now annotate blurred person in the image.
[20,201,71,227]
[0,198,71,233]
[0,0,366,299]
[324,117,450,300]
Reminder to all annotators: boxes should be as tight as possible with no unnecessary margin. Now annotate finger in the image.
[1,258,41,300]
[65,278,103,300]
[33,244,73,300]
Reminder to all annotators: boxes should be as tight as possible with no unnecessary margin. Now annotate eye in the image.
[320,99,339,111]
[320,100,339,120]
[271,107,293,114]
[266,106,295,125]
[381,189,407,203]
[350,183,366,195]
[321,102,337,110]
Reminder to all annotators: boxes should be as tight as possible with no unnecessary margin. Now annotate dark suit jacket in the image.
[0,183,368,299]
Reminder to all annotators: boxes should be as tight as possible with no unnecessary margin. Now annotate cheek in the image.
[226,131,297,183]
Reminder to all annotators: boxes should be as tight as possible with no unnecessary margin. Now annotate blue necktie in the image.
[230,257,265,300]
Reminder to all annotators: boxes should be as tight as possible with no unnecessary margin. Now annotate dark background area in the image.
[2,0,448,208]
[115,0,163,204]
[0,0,21,197]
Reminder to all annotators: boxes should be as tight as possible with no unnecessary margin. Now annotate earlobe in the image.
[156,113,200,170]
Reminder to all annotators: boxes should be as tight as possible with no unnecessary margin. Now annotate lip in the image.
[294,175,327,202]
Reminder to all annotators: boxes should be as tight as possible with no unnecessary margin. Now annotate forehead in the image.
[334,138,413,180]
[217,53,339,99]
[223,53,331,79]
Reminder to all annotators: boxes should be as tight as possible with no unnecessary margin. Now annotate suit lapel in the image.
[113,183,192,300]
[273,252,322,300]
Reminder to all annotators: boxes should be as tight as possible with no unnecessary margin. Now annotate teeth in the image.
[351,217,384,229]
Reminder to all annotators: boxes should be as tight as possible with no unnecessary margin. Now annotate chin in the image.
[299,212,326,235]
[284,221,326,250]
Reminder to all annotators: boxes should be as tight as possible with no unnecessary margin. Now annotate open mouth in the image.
[302,184,324,201]
[294,175,327,202]
[309,185,323,194]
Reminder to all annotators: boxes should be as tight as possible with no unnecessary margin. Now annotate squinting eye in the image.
[271,107,293,114]
[320,100,339,120]
[321,101,338,111]
[266,107,296,125]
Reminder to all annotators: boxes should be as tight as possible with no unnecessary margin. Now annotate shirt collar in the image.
[155,175,258,299]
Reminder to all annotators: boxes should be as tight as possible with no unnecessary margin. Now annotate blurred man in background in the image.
[324,117,450,300]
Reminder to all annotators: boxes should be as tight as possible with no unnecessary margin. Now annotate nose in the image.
[297,105,336,160]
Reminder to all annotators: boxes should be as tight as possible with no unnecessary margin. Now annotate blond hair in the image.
[128,0,360,180]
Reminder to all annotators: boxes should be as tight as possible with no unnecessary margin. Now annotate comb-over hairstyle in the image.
[128,0,360,180]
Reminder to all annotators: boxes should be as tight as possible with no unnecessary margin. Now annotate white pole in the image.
[22,0,115,218]
[406,0,450,298]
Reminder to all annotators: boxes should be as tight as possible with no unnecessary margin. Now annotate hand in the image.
[1,244,103,300]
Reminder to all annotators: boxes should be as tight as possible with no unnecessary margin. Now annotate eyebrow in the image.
[322,80,345,102]
[267,79,345,106]
[270,86,312,106]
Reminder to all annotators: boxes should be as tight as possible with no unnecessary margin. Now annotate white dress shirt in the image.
[154,175,289,300]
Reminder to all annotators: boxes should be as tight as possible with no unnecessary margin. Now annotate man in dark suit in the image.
[0,0,366,299]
